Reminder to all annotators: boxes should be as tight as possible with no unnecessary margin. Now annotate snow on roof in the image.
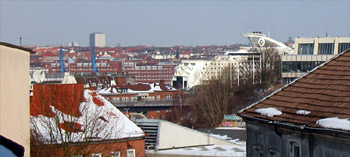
[316,117,350,131]
[255,107,282,117]
[215,127,246,130]
[31,86,144,144]
[148,145,246,157]
[296,110,311,115]
[98,82,176,94]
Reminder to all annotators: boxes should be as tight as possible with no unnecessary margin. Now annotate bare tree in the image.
[30,85,125,156]
[257,44,282,86]
[184,47,282,129]
[190,78,232,128]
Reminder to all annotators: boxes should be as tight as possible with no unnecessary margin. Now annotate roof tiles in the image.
[239,49,350,132]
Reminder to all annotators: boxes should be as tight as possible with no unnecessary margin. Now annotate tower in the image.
[89,32,106,47]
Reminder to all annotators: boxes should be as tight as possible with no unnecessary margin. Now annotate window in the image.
[157,95,161,100]
[122,97,129,102]
[74,155,83,157]
[298,43,314,54]
[148,96,155,100]
[253,145,264,157]
[268,149,280,157]
[166,95,172,99]
[288,140,301,157]
[339,43,350,53]
[92,153,102,157]
[111,151,121,157]
[127,149,135,157]
[318,43,334,54]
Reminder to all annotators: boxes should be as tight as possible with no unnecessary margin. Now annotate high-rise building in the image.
[89,32,106,47]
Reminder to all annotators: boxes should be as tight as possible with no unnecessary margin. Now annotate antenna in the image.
[33,70,46,83]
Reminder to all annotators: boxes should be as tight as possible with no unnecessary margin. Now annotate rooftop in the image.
[31,84,144,143]
[239,49,350,132]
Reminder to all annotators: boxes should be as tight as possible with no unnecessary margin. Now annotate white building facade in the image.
[173,51,260,89]
[89,32,106,47]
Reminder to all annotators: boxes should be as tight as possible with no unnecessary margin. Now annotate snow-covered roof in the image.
[147,145,246,157]
[31,84,144,144]
[98,82,176,94]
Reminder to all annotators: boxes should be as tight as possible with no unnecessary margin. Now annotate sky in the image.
[0,1,349,47]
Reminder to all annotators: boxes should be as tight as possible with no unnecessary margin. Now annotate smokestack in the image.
[20,37,22,46]
[60,46,66,73]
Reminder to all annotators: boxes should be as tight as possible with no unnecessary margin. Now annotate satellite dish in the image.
[33,70,46,83]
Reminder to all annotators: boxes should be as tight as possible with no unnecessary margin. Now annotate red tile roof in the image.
[40,51,58,56]
[239,49,350,132]
[59,121,84,133]
[31,84,85,118]
[30,84,144,139]
[182,51,191,55]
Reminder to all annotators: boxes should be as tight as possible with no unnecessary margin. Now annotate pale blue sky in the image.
[1,1,349,47]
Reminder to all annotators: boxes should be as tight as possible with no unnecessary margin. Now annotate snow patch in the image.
[296,110,311,115]
[316,117,350,131]
[255,107,282,117]
[148,145,246,157]
[215,127,246,130]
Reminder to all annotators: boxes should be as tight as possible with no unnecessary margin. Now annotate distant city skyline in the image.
[0,1,349,47]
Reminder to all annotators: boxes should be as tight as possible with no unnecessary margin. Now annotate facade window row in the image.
[298,42,350,55]
[137,66,166,70]
[127,71,172,74]
[75,149,134,157]
[253,140,301,157]
[136,78,171,81]
[134,74,172,77]
[282,61,324,73]
[111,95,173,102]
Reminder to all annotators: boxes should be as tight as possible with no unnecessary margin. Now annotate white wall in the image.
[0,44,30,156]
[157,120,234,150]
